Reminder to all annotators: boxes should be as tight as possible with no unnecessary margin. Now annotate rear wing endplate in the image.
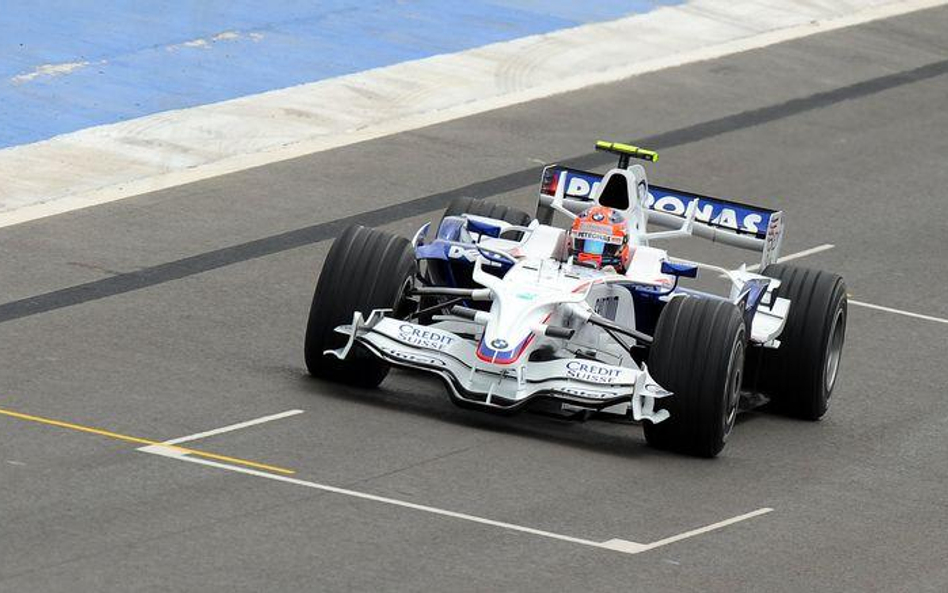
[537,165,784,267]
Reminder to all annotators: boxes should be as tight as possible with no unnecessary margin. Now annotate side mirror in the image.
[661,261,698,278]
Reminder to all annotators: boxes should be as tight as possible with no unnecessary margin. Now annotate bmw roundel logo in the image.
[592,212,605,221]
[490,339,509,350]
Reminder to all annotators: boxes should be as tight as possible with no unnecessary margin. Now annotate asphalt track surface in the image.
[1,7,947,592]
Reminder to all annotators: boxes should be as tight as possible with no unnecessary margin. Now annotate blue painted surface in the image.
[0,1,681,148]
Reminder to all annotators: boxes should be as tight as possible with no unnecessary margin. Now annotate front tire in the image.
[304,225,416,387]
[643,297,747,458]
[755,264,847,420]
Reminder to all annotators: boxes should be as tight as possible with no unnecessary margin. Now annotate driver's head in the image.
[568,206,631,272]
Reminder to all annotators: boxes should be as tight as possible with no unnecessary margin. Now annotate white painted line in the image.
[140,445,772,556]
[137,443,187,456]
[2,0,946,228]
[599,539,650,554]
[633,507,774,552]
[774,243,836,265]
[142,448,618,550]
[142,409,304,447]
[746,244,947,326]
[746,242,948,326]
[747,243,835,271]
[849,299,948,325]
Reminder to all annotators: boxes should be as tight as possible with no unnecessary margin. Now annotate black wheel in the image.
[755,264,847,420]
[643,297,747,457]
[304,225,416,387]
[441,197,532,228]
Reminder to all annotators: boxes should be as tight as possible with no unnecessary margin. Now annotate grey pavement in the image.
[1,6,947,592]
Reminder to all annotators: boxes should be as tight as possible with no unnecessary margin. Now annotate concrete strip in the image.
[1,0,944,228]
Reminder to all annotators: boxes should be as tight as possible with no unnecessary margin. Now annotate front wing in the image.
[326,311,671,423]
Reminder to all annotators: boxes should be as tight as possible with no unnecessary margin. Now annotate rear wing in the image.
[536,165,784,267]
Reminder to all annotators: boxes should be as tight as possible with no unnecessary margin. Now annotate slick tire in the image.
[441,197,533,229]
[755,264,847,420]
[304,225,416,387]
[643,297,747,458]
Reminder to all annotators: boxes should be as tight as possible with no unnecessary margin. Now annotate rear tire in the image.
[643,297,747,458]
[755,264,847,420]
[304,225,416,387]
[441,197,532,228]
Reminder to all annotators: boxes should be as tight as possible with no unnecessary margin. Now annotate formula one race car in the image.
[304,141,847,457]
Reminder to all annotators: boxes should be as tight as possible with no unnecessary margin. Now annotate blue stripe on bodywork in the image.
[477,334,531,362]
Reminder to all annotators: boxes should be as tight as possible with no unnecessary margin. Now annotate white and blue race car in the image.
[304,141,847,457]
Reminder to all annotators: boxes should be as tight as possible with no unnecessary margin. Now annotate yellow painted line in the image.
[0,406,295,475]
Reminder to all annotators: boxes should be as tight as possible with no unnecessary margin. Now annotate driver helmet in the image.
[568,206,631,272]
